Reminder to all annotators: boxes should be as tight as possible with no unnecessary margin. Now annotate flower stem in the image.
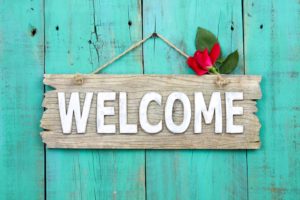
[209,67,219,74]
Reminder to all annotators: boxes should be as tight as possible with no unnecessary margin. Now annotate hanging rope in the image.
[91,33,189,74]
[74,32,228,87]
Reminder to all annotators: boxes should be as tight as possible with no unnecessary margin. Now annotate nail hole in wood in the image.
[31,28,37,36]
[260,24,263,29]
[128,20,132,26]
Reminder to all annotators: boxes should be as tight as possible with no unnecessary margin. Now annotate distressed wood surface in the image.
[1,0,299,199]
[45,0,145,199]
[143,0,249,199]
[244,0,300,199]
[0,0,45,199]
[41,74,261,149]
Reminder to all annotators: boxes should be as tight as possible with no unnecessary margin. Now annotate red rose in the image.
[187,43,221,75]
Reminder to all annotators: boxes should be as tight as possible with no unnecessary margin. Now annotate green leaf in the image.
[195,27,219,51]
[219,50,239,74]
[215,58,225,69]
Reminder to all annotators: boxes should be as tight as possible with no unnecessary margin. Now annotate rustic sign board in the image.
[41,74,261,149]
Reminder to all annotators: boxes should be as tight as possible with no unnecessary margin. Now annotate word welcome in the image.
[58,91,244,134]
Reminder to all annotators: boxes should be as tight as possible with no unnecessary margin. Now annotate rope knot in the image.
[73,74,84,85]
[216,74,229,88]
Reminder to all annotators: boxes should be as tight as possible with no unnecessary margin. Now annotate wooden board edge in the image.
[40,131,260,149]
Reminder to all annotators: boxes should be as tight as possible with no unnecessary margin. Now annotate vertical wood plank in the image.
[244,0,300,199]
[45,0,145,199]
[0,0,45,199]
[143,0,247,199]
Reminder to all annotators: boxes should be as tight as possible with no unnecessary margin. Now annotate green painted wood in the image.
[1,0,299,199]
[0,0,44,199]
[45,0,145,199]
[143,0,247,199]
[244,0,300,199]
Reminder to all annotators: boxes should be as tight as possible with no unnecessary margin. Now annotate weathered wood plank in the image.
[42,133,260,149]
[41,74,261,149]
[45,0,145,199]
[0,0,44,199]
[244,0,300,199]
[143,0,248,199]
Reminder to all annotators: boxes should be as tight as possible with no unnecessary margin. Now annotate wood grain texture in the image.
[45,0,145,199]
[0,0,44,199]
[244,0,300,199]
[41,74,261,149]
[142,0,249,199]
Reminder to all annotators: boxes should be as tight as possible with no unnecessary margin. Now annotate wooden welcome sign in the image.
[41,74,261,149]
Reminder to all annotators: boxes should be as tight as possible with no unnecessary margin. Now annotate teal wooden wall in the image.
[0,0,299,199]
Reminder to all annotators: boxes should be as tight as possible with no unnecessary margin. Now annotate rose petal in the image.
[194,49,213,69]
[209,43,221,64]
[187,57,208,76]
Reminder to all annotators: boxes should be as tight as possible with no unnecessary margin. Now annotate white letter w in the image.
[58,92,93,134]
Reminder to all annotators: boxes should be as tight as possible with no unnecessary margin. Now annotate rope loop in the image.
[91,32,189,74]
